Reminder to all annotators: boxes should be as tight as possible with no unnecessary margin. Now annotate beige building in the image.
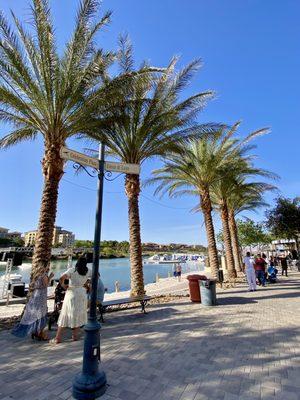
[24,230,38,246]
[24,226,75,247]
[57,231,75,247]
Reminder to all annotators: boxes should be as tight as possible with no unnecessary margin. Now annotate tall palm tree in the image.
[88,37,215,296]
[211,157,274,279]
[0,0,138,286]
[148,125,253,280]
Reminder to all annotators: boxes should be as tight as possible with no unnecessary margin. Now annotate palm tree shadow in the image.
[217,296,258,305]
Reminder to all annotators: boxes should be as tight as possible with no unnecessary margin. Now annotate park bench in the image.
[98,295,152,322]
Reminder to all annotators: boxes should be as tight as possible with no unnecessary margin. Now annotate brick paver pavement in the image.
[0,271,299,400]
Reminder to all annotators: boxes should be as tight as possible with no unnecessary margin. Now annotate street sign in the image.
[60,146,98,169]
[61,146,140,175]
[105,161,140,175]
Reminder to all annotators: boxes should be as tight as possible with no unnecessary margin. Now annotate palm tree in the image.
[211,157,274,279]
[227,181,276,272]
[88,37,215,296]
[148,125,252,280]
[0,0,137,286]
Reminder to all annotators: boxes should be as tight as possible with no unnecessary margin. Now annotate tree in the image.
[88,37,215,296]
[0,0,133,287]
[149,125,251,281]
[236,219,272,250]
[266,197,300,251]
[227,181,275,271]
[74,240,94,248]
[212,157,276,276]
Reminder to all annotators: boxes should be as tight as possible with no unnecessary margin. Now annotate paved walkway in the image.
[0,272,299,400]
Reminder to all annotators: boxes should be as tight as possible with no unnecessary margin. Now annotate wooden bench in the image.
[98,295,152,322]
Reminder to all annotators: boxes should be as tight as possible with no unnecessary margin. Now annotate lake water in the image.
[0,258,204,293]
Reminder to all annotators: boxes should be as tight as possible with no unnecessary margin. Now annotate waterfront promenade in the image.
[0,271,299,400]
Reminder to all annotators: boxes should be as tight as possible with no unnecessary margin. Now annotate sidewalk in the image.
[0,271,299,400]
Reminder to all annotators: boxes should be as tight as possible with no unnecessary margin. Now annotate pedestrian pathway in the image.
[0,272,299,400]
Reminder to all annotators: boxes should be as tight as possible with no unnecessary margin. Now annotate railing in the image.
[0,246,34,253]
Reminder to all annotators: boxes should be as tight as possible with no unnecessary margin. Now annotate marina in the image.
[0,257,205,295]
[143,253,205,265]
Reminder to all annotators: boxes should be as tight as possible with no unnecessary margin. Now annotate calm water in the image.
[0,257,204,293]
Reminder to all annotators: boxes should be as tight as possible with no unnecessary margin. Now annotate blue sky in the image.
[0,0,299,244]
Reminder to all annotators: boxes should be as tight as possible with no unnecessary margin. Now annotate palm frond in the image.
[118,33,134,73]
[0,127,37,148]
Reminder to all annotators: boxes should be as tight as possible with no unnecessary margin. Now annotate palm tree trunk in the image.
[294,237,299,254]
[125,174,145,297]
[200,189,219,280]
[220,202,237,280]
[228,209,242,272]
[30,143,64,289]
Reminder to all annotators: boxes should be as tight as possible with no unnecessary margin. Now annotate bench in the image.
[98,295,152,322]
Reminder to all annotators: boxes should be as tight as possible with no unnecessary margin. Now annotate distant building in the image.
[0,227,9,238]
[57,230,75,247]
[142,241,207,253]
[0,227,22,241]
[142,242,161,251]
[24,230,37,246]
[24,226,75,247]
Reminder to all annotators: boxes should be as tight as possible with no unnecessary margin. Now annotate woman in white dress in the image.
[52,257,89,343]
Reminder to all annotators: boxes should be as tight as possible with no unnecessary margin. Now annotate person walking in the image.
[173,264,177,278]
[12,264,54,340]
[281,256,288,277]
[243,252,257,291]
[51,257,90,344]
[254,254,267,286]
[176,264,182,282]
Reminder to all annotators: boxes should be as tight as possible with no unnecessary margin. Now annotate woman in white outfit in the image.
[243,251,257,292]
[52,257,90,343]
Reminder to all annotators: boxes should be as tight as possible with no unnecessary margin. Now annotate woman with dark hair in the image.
[51,257,90,344]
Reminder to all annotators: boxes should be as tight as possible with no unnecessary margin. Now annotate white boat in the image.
[0,273,23,283]
[143,254,186,265]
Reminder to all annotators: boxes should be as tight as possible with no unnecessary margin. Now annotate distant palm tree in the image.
[0,0,138,286]
[211,156,274,279]
[88,37,215,296]
[148,125,253,280]
[226,181,276,272]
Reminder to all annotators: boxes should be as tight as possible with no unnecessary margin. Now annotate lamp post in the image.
[73,142,107,399]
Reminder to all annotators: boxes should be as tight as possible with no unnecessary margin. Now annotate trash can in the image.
[199,279,217,306]
[187,275,207,302]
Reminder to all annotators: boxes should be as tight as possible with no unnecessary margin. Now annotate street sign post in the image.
[60,146,140,175]
[67,144,140,399]
[105,161,140,175]
[60,146,99,169]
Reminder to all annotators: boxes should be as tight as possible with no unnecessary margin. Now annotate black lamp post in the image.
[73,142,107,399]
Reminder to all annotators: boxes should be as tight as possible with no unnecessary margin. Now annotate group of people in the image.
[12,257,105,344]
[243,252,291,291]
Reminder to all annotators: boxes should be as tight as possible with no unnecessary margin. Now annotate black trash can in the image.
[199,279,217,306]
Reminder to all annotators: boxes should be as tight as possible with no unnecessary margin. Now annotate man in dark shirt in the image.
[281,256,288,277]
[254,254,267,286]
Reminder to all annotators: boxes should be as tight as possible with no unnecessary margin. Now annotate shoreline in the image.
[104,271,209,300]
